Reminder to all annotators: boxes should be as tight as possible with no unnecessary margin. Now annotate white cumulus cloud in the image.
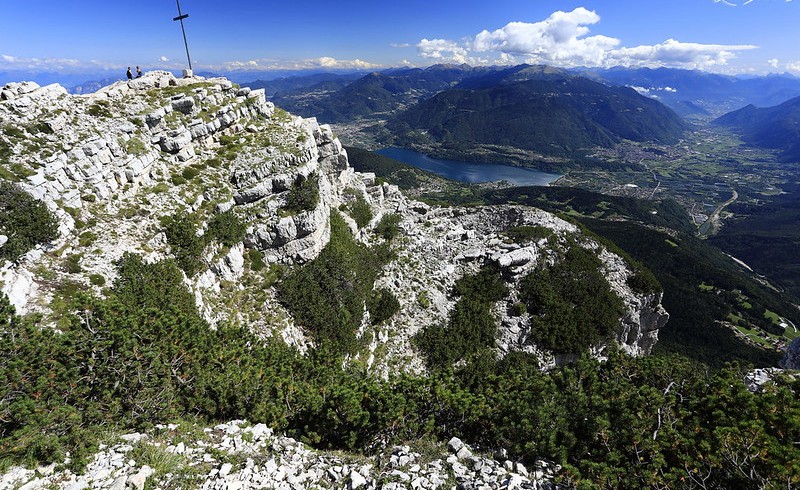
[765,58,800,73]
[414,7,759,71]
[417,39,470,64]
[608,39,756,69]
[472,8,619,66]
[316,56,378,69]
[786,61,800,72]
[159,56,170,62]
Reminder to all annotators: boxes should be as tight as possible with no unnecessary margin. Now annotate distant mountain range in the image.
[1,70,123,89]
[69,78,120,94]
[249,64,688,159]
[246,64,800,124]
[713,96,800,162]
[267,64,492,122]
[244,73,363,97]
[9,63,800,119]
[52,64,800,162]
[581,67,800,119]
[390,65,687,156]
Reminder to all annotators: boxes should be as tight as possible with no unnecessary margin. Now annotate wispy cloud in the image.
[0,53,121,72]
[713,0,754,6]
[609,39,756,69]
[415,7,757,70]
[219,56,381,72]
[713,0,791,6]
[0,52,382,76]
[764,57,800,73]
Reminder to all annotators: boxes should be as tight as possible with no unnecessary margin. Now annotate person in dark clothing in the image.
[136,66,142,78]
[126,67,133,80]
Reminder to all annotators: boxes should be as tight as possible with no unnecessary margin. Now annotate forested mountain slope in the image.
[390,72,687,157]
[714,95,800,162]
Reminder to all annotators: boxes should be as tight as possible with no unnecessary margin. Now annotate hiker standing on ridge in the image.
[126,67,133,80]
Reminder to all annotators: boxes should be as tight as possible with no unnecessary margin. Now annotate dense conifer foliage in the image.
[0,182,58,261]
[520,244,625,353]
[3,275,800,488]
[283,172,320,214]
[163,210,247,276]
[206,210,247,247]
[367,288,401,325]
[1,251,799,487]
[277,211,390,353]
[582,219,788,367]
[163,213,205,276]
[374,213,402,241]
[710,181,800,301]
[415,265,508,369]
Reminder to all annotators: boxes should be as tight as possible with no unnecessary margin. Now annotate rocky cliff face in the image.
[0,72,667,373]
[781,337,800,370]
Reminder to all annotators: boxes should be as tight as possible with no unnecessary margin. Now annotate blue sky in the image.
[0,0,798,83]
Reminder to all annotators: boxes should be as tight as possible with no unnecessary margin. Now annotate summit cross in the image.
[173,0,193,71]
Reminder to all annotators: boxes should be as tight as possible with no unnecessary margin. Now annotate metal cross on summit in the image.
[173,0,193,74]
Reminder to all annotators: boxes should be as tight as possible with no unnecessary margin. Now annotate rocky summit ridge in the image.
[1,72,668,487]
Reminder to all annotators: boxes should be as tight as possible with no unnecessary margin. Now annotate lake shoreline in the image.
[375,147,563,187]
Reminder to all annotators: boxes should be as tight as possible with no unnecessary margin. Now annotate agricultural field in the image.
[560,129,794,229]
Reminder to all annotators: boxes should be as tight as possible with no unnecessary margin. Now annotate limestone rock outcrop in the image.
[364,201,668,374]
[0,421,559,490]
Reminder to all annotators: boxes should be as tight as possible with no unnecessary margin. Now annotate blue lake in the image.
[375,147,562,187]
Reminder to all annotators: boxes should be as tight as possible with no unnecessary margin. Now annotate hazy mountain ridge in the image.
[713,95,800,162]
[244,72,363,97]
[268,64,497,123]
[257,64,689,163]
[254,64,800,126]
[584,67,800,118]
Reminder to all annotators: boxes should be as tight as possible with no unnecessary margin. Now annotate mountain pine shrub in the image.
[0,182,59,262]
